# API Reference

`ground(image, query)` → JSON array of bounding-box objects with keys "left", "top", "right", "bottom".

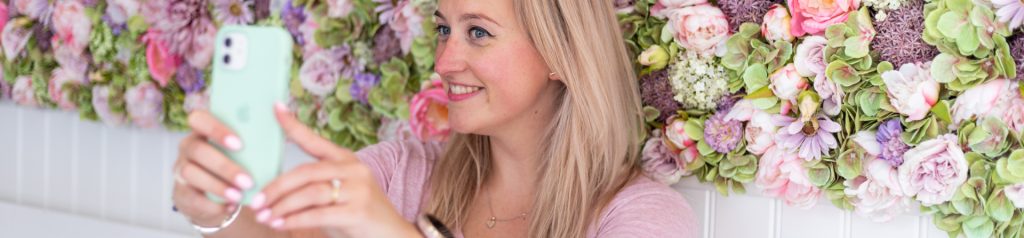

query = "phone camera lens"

[
  {"left": 223, "top": 54, "right": 231, "bottom": 64},
  {"left": 225, "top": 38, "right": 232, "bottom": 47}
]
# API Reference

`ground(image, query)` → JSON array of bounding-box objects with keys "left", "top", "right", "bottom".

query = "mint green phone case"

[{"left": 209, "top": 26, "right": 293, "bottom": 204}]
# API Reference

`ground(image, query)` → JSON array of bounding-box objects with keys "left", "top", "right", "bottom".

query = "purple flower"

[
  {"left": 373, "top": 0, "right": 424, "bottom": 54},
  {"left": 125, "top": 82, "right": 165, "bottom": 128},
  {"left": 704, "top": 112, "right": 744, "bottom": 153},
  {"left": 92, "top": 85, "right": 126, "bottom": 126},
  {"left": 871, "top": 0, "right": 938, "bottom": 67},
  {"left": 350, "top": 72, "right": 379, "bottom": 105},
  {"left": 639, "top": 69, "right": 681, "bottom": 123},
  {"left": 175, "top": 63, "right": 205, "bottom": 94},
  {"left": 875, "top": 119, "right": 908, "bottom": 166},
  {"left": 372, "top": 24, "right": 402, "bottom": 65},
  {"left": 774, "top": 113, "right": 841, "bottom": 161},
  {"left": 213, "top": 0, "right": 254, "bottom": 25},
  {"left": 1010, "top": 34, "right": 1023, "bottom": 81},
  {"left": 144, "top": 0, "right": 217, "bottom": 68},
  {"left": 281, "top": 0, "right": 306, "bottom": 45},
  {"left": 718, "top": 0, "right": 778, "bottom": 32}
]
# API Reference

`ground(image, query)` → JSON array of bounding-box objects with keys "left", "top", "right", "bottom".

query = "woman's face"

[{"left": 434, "top": 0, "right": 561, "bottom": 136}]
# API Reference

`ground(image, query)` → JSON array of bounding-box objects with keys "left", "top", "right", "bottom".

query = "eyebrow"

[{"left": 433, "top": 11, "right": 502, "bottom": 27}]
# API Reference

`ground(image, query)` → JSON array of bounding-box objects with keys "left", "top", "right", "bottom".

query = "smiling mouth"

[{"left": 446, "top": 84, "right": 484, "bottom": 102}]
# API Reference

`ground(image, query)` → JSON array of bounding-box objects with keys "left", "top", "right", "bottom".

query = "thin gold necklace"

[{"left": 485, "top": 187, "right": 528, "bottom": 229}]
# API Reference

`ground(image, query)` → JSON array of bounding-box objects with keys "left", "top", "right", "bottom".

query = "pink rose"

[
  {"left": 650, "top": 0, "right": 708, "bottom": 18},
  {"left": 757, "top": 146, "right": 822, "bottom": 209},
  {"left": 882, "top": 62, "right": 939, "bottom": 122},
  {"left": 12, "top": 75, "right": 37, "bottom": 107},
  {"left": 142, "top": 31, "right": 181, "bottom": 88},
  {"left": 745, "top": 110, "right": 779, "bottom": 155},
  {"left": 51, "top": 0, "right": 92, "bottom": 56},
  {"left": 898, "top": 134, "right": 968, "bottom": 206},
  {"left": 0, "top": 2, "right": 9, "bottom": 33},
  {"left": 2, "top": 22, "right": 31, "bottom": 61},
  {"left": 814, "top": 70, "right": 844, "bottom": 116},
  {"left": 48, "top": 67, "right": 85, "bottom": 110},
  {"left": 794, "top": 36, "right": 828, "bottom": 78},
  {"left": 667, "top": 4, "right": 730, "bottom": 57},
  {"left": 787, "top": 0, "right": 860, "bottom": 36},
  {"left": 409, "top": 79, "right": 450, "bottom": 142},
  {"left": 761, "top": 4, "right": 795, "bottom": 42},
  {"left": 641, "top": 130, "right": 688, "bottom": 185},
  {"left": 327, "top": 0, "right": 354, "bottom": 18},
  {"left": 843, "top": 133, "right": 911, "bottom": 222},
  {"left": 663, "top": 117, "right": 700, "bottom": 165},
  {"left": 54, "top": 43, "right": 89, "bottom": 75},
  {"left": 769, "top": 64, "right": 809, "bottom": 101},
  {"left": 953, "top": 79, "right": 1024, "bottom": 133},
  {"left": 92, "top": 85, "right": 126, "bottom": 126},
  {"left": 106, "top": 0, "right": 140, "bottom": 26},
  {"left": 1005, "top": 183, "right": 1024, "bottom": 209},
  {"left": 124, "top": 82, "right": 165, "bottom": 128},
  {"left": 299, "top": 49, "right": 343, "bottom": 97}
]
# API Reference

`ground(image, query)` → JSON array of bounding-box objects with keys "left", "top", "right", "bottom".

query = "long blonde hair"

[{"left": 426, "top": 0, "right": 645, "bottom": 237}]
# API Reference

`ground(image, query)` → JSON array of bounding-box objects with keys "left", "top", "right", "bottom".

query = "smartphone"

[{"left": 208, "top": 26, "right": 293, "bottom": 204}]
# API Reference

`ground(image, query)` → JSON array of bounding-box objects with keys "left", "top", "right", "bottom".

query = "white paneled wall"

[{"left": 0, "top": 102, "right": 949, "bottom": 237}]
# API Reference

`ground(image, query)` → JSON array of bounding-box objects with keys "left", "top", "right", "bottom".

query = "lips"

[{"left": 446, "top": 82, "right": 484, "bottom": 102}]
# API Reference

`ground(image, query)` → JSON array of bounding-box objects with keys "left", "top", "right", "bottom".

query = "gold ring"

[{"left": 330, "top": 178, "right": 342, "bottom": 203}]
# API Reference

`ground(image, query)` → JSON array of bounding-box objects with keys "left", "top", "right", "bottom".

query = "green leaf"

[
  {"left": 930, "top": 53, "right": 959, "bottom": 83},
  {"left": 962, "top": 216, "right": 994, "bottom": 238},
  {"left": 930, "top": 100, "right": 952, "bottom": 124},
  {"left": 843, "top": 36, "right": 871, "bottom": 58},
  {"left": 742, "top": 63, "right": 769, "bottom": 91},
  {"left": 937, "top": 12, "right": 967, "bottom": 39},
  {"left": 826, "top": 61, "right": 861, "bottom": 87},
  {"left": 985, "top": 190, "right": 1014, "bottom": 222},
  {"left": 684, "top": 118, "right": 705, "bottom": 141}
]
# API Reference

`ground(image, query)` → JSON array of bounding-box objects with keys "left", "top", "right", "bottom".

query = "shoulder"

[
  {"left": 355, "top": 139, "right": 446, "bottom": 163},
  {"left": 592, "top": 175, "right": 699, "bottom": 238}
]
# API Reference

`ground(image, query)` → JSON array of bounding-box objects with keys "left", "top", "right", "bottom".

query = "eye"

[
  {"left": 436, "top": 25, "right": 451, "bottom": 37},
  {"left": 469, "top": 26, "right": 492, "bottom": 39}
]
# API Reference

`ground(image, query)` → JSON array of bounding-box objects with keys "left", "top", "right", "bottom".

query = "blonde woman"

[{"left": 173, "top": 0, "right": 697, "bottom": 237}]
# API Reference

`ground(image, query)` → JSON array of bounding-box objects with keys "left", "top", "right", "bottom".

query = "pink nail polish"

[
  {"left": 235, "top": 174, "right": 253, "bottom": 190},
  {"left": 274, "top": 102, "right": 288, "bottom": 112},
  {"left": 224, "top": 135, "right": 243, "bottom": 151},
  {"left": 225, "top": 188, "right": 242, "bottom": 202},
  {"left": 249, "top": 193, "right": 266, "bottom": 210},
  {"left": 270, "top": 218, "right": 284, "bottom": 228},
  {"left": 256, "top": 209, "right": 272, "bottom": 223}
]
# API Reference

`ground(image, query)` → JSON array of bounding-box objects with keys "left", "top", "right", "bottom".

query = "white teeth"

[{"left": 449, "top": 85, "right": 482, "bottom": 95}]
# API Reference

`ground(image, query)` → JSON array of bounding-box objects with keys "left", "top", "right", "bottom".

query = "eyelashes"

[{"left": 435, "top": 25, "right": 494, "bottom": 42}]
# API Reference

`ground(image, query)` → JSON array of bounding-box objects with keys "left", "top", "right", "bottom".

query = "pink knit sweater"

[{"left": 355, "top": 139, "right": 698, "bottom": 237}]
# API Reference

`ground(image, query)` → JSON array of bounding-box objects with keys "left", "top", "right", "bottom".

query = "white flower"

[
  {"left": 898, "top": 134, "right": 968, "bottom": 206},
  {"left": 794, "top": 36, "right": 828, "bottom": 78},
  {"left": 668, "top": 53, "right": 729, "bottom": 110},
  {"left": 992, "top": 0, "right": 1024, "bottom": 30},
  {"left": 845, "top": 157, "right": 912, "bottom": 222},
  {"left": 769, "top": 64, "right": 808, "bottom": 101},
  {"left": 882, "top": 62, "right": 939, "bottom": 122}
]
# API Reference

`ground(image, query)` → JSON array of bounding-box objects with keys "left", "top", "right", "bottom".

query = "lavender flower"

[
  {"left": 876, "top": 119, "right": 909, "bottom": 166},
  {"left": 774, "top": 114, "right": 841, "bottom": 161},
  {"left": 871, "top": 0, "right": 938, "bottom": 67},
  {"left": 281, "top": 0, "right": 307, "bottom": 45},
  {"left": 373, "top": 0, "right": 424, "bottom": 54},
  {"left": 718, "top": 0, "right": 778, "bottom": 32},
  {"left": 704, "top": 112, "right": 744, "bottom": 153},
  {"left": 639, "top": 69, "right": 681, "bottom": 123},
  {"left": 32, "top": 23, "right": 52, "bottom": 52},
  {"left": 350, "top": 72, "right": 380, "bottom": 105},
  {"left": 175, "top": 64, "right": 205, "bottom": 94},
  {"left": 1010, "top": 34, "right": 1023, "bottom": 81},
  {"left": 372, "top": 25, "right": 402, "bottom": 65},
  {"left": 213, "top": 0, "right": 255, "bottom": 25}
]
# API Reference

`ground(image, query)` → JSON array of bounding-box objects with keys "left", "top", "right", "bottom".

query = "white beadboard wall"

[{"left": 0, "top": 102, "right": 950, "bottom": 238}]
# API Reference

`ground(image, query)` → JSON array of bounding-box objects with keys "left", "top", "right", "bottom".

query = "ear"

[{"left": 548, "top": 72, "right": 561, "bottom": 81}]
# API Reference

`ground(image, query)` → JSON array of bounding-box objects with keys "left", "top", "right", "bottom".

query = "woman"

[{"left": 173, "top": 0, "right": 697, "bottom": 237}]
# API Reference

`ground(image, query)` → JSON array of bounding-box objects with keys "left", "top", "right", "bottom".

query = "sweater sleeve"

[
  {"left": 592, "top": 176, "right": 699, "bottom": 238},
  {"left": 354, "top": 139, "right": 445, "bottom": 221}
]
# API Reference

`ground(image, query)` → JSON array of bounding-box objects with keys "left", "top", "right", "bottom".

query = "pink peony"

[
  {"left": 54, "top": 44, "right": 89, "bottom": 75},
  {"left": 952, "top": 79, "right": 1024, "bottom": 133},
  {"left": 882, "top": 62, "right": 939, "bottom": 122},
  {"left": 142, "top": 31, "right": 181, "bottom": 88},
  {"left": 409, "top": 79, "right": 450, "bottom": 142},
  {"left": 12, "top": 75, "right": 37, "bottom": 107},
  {"left": 757, "top": 146, "right": 822, "bottom": 209},
  {"left": 1005, "top": 183, "right": 1024, "bottom": 209},
  {"left": 124, "top": 82, "right": 165, "bottom": 128},
  {"left": 51, "top": 0, "right": 92, "bottom": 57},
  {"left": 814, "top": 71, "right": 844, "bottom": 116},
  {"left": 92, "top": 86, "right": 126, "bottom": 126},
  {"left": 48, "top": 67, "right": 85, "bottom": 110},
  {"left": 761, "top": 4, "right": 794, "bottom": 42},
  {"left": 663, "top": 116, "right": 701, "bottom": 165},
  {"left": 843, "top": 132, "right": 912, "bottom": 222},
  {"left": 298, "top": 48, "right": 343, "bottom": 97},
  {"left": 2, "top": 23, "right": 31, "bottom": 61},
  {"left": 745, "top": 110, "right": 779, "bottom": 155},
  {"left": 787, "top": 0, "right": 860, "bottom": 36},
  {"left": 794, "top": 36, "right": 828, "bottom": 78},
  {"left": 769, "top": 64, "right": 808, "bottom": 101},
  {"left": 651, "top": 0, "right": 709, "bottom": 18},
  {"left": 666, "top": 4, "right": 730, "bottom": 57},
  {"left": 898, "top": 134, "right": 967, "bottom": 206},
  {"left": 641, "top": 130, "right": 688, "bottom": 185}
]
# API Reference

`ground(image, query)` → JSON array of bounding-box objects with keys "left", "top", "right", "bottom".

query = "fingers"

[
  {"left": 250, "top": 161, "right": 361, "bottom": 210},
  {"left": 255, "top": 182, "right": 350, "bottom": 225},
  {"left": 272, "top": 103, "right": 352, "bottom": 160},
  {"left": 188, "top": 110, "right": 243, "bottom": 151},
  {"left": 275, "top": 206, "right": 357, "bottom": 230},
  {"left": 179, "top": 134, "right": 254, "bottom": 190},
  {"left": 180, "top": 162, "right": 243, "bottom": 203},
  {"left": 172, "top": 177, "right": 233, "bottom": 225}
]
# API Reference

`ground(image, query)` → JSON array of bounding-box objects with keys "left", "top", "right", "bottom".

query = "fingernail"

[
  {"left": 256, "top": 209, "right": 271, "bottom": 223},
  {"left": 270, "top": 218, "right": 284, "bottom": 228},
  {"left": 274, "top": 102, "right": 288, "bottom": 113},
  {"left": 224, "top": 135, "right": 243, "bottom": 151},
  {"left": 225, "top": 188, "right": 242, "bottom": 202},
  {"left": 235, "top": 174, "right": 253, "bottom": 190},
  {"left": 249, "top": 193, "right": 265, "bottom": 210}
]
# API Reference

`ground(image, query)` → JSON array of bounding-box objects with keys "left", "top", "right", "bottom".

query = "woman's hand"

[
  {"left": 246, "top": 103, "right": 422, "bottom": 238},
  {"left": 173, "top": 111, "right": 254, "bottom": 227}
]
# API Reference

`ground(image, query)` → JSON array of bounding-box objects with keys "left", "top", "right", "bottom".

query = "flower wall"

[{"left": 1, "top": 0, "right": 1023, "bottom": 237}]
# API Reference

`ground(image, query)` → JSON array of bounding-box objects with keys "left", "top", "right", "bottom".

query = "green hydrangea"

[{"left": 923, "top": 0, "right": 1017, "bottom": 91}]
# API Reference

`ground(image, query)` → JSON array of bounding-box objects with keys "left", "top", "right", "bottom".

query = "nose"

[{"left": 434, "top": 38, "right": 468, "bottom": 77}]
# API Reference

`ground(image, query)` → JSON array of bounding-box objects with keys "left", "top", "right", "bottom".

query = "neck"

[{"left": 486, "top": 128, "right": 543, "bottom": 193}]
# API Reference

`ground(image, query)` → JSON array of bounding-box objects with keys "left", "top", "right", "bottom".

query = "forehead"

[{"left": 436, "top": 0, "right": 517, "bottom": 23}]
